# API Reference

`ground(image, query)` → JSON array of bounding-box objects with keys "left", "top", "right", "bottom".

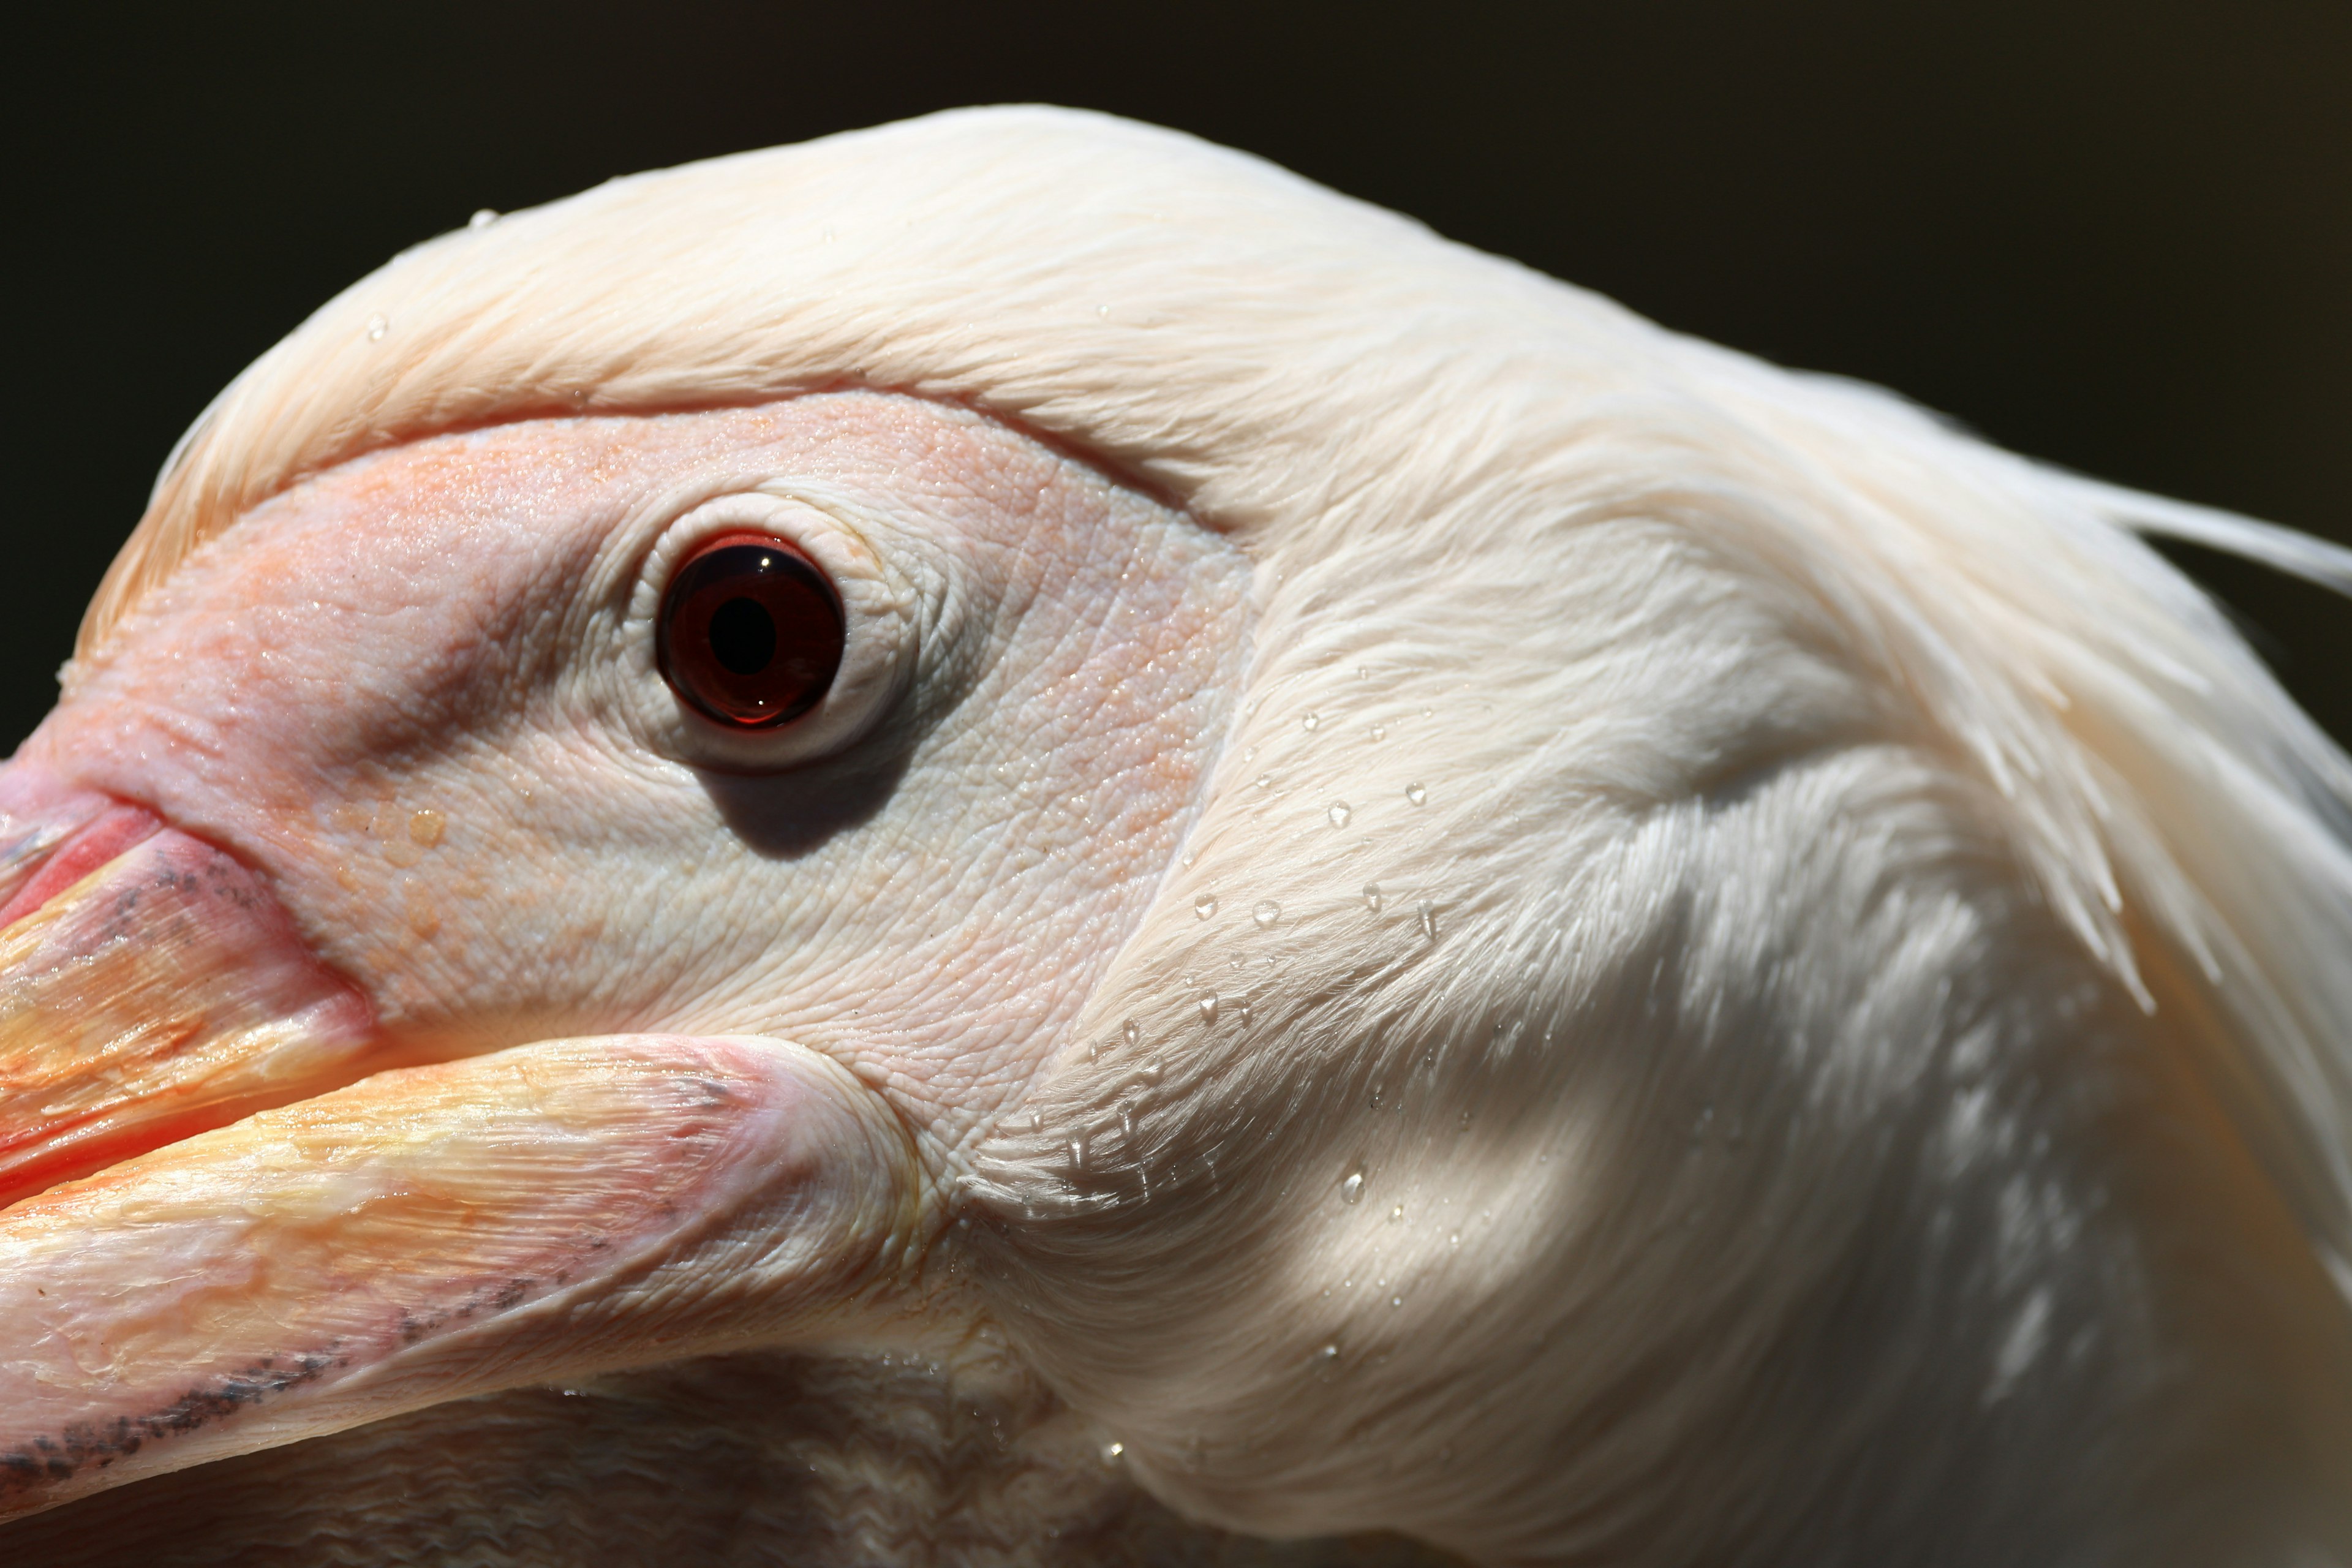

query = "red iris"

[{"left": 656, "top": 532, "right": 844, "bottom": 729}]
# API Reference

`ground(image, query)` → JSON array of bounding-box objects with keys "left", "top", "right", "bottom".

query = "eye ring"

[
  {"left": 656, "top": 532, "right": 845, "bottom": 729},
  {"left": 612, "top": 488, "right": 922, "bottom": 776}
]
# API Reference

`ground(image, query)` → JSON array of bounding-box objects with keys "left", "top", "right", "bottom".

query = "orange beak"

[
  {"left": 0, "top": 781, "right": 386, "bottom": 1210},
  {"left": 0, "top": 774, "right": 916, "bottom": 1520}
]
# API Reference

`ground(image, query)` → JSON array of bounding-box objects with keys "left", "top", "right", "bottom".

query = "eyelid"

[{"left": 618, "top": 487, "right": 921, "bottom": 774}]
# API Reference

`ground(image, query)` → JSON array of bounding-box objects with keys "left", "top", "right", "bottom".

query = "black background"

[{"left": 8, "top": 1, "right": 2346, "bottom": 752}]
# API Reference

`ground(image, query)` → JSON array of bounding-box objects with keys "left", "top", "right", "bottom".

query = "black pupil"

[
  {"left": 656, "top": 533, "right": 845, "bottom": 731},
  {"left": 708, "top": 596, "right": 777, "bottom": 675}
]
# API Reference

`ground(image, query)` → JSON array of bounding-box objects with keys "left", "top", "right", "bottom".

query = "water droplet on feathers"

[
  {"left": 1253, "top": 900, "right": 1280, "bottom": 929},
  {"left": 1362, "top": 883, "right": 1383, "bottom": 913},
  {"left": 1327, "top": 802, "right": 1351, "bottom": 828},
  {"left": 1341, "top": 1169, "right": 1365, "bottom": 1204},
  {"left": 1194, "top": 894, "right": 1218, "bottom": 919},
  {"left": 365, "top": 313, "right": 388, "bottom": 341},
  {"left": 1404, "top": 782, "right": 1427, "bottom": 807},
  {"left": 1197, "top": 993, "right": 1219, "bottom": 1025}
]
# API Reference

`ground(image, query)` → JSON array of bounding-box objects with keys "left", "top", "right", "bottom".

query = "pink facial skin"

[
  {"left": 0, "top": 392, "right": 1251, "bottom": 1515},
  {"left": 22, "top": 393, "right": 1252, "bottom": 1158}
]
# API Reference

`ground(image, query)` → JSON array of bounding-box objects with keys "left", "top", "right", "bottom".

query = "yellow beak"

[{"left": 0, "top": 791, "right": 385, "bottom": 1210}]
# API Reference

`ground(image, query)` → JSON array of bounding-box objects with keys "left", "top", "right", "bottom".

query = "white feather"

[{"left": 86, "top": 107, "right": 2352, "bottom": 1565}]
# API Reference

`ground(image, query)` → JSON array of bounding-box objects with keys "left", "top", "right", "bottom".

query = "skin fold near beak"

[{"left": 0, "top": 774, "right": 921, "bottom": 1521}]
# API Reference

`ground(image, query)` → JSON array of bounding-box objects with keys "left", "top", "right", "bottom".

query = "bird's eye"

[{"left": 656, "top": 532, "right": 845, "bottom": 728}]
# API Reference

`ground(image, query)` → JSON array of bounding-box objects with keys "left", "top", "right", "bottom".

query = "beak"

[
  {"left": 0, "top": 780, "right": 384, "bottom": 1210},
  {"left": 0, "top": 773, "right": 918, "bottom": 1520}
]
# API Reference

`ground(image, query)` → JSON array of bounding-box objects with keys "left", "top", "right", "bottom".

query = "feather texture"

[{"left": 77, "top": 107, "right": 2352, "bottom": 1564}]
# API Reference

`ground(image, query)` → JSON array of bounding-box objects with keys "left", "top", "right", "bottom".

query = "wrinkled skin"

[
  {"left": 0, "top": 391, "right": 1441, "bottom": 1560},
  {"left": 32, "top": 393, "right": 1245, "bottom": 1134}
]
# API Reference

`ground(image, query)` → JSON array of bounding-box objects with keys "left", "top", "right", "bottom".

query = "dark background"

[{"left": 9, "top": 1, "right": 2347, "bottom": 751}]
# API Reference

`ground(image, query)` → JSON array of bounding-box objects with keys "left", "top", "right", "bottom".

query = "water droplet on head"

[
  {"left": 1180, "top": 851, "right": 1196, "bottom": 869},
  {"left": 1102, "top": 1439, "right": 1125, "bottom": 1462},
  {"left": 1194, "top": 893, "right": 1219, "bottom": 919},
  {"left": 364, "top": 313, "right": 388, "bottom": 341},
  {"left": 1391, "top": 1295, "right": 1404, "bottom": 1308},
  {"left": 1254, "top": 773, "right": 1274, "bottom": 790},
  {"left": 1236, "top": 998, "right": 1253, "bottom": 1025},
  {"left": 468, "top": 208, "right": 499, "bottom": 228},
  {"left": 1362, "top": 883, "right": 1384, "bottom": 914},
  {"left": 1405, "top": 782, "right": 1427, "bottom": 807},
  {"left": 1369, "top": 724, "right": 1387, "bottom": 742},
  {"left": 1421, "top": 706, "right": 1434, "bottom": 718},
  {"left": 1139, "top": 1055, "right": 1164, "bottom": 1085},
  {"left": 1327, "top": 802, "right": 1352, "bottom": 829},
  {"left": 1368, "top": 1083, "right": 1384, "bottom": 1110},
  {"left": 1253, "top": 899, "right": 1281, "bottom": 929},
  {"left": 1417, "top": 901, "right": 1439, "bottom": 941},
  {"left": 1318, "top": 1341, "right": 1341, "bottom": 1363},
  {"left": 1123, "top": 1019, "right": 1140, "bottom": 1049},
  {"left": 1389, "top": 1203, "right": 1404, "bottom": 1223},
  {"left": 1340, "top": 1169, "right": 1366, "bottom": 1204},
  {"left": 1197, "top": 992, "right": 1219, "bottom": 1025},
  {"left": 1449, "top": 1231, "right": 1461, "bottom": 1246},
  {"left": 1302, "top": 712, "right": 1321, "bottom": 732}
]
